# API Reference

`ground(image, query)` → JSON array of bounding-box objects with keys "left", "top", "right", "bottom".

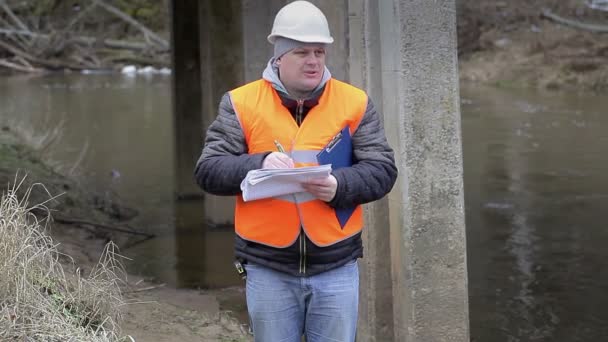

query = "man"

[{"left": 195, "top": 1, "right": 397, "bottom": 341}]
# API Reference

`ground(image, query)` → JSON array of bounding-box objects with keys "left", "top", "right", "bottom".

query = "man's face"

[{"left": 277, "top": 44, "right": 326, "bottom": 97}]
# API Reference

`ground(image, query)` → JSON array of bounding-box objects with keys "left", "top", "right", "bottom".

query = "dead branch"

[
  {"left": 0, "top": 58, "right": 41, "bottom": 72},
  {"left": 53, "top": 215, "right": 155, "bottom": 238},
  {"left": 0, "top": 37, "right": 42, "bottom": 62},
  {"left": 541, "top": 8, "right": 608, "bottom": 33},
  {"left": 14, "top": 55, "right": 33, "bottom": 68},
  {"left": 69, "top": 36, "right": 156, "bottom": 52},
  {"left": 101, "top": 51, "right": 170, "bottom": 68},
  {"left": 0, "top": 28, "right": 162, "bottom": 51},
  {"left": 0, "top": 10, "right": 28, "bottom": 48},
  {"left": 67, "top": 42, "right": 103, "bottom": 68},
  {"left": 0, "top": 38, "right": 96, "bottom": 70},
  {"left": 124, "top": 283, "right": 166, "bottom": 293},
  {"left": 93, "top": 0, "right": 169, "bottom": 50},
  {"left": 0, "top": 0, "right": 30, "bottom": 33}
]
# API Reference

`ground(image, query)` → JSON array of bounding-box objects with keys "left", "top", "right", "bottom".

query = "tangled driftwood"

[{"left": 0, "top": 0, "right": 170, "bottom": 72}]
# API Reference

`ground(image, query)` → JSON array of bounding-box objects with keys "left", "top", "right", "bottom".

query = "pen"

[{"left": 274, "top": 140, "right": 286, "bottom": 153}]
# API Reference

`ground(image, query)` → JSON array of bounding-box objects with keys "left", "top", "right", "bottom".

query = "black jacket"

[{"left": 194, "top": 81, "right": 397, "bottom": 276}]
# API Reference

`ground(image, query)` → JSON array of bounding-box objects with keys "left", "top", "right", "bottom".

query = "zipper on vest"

[
  {"left": 295, "top": 99, "right": 305, "bottom": 273},
  {"left": 296, "top": 99, "right": 304, "bottom": 126},
  {"left": 303, "top": 230, "right": 307, "bottom": 274},
  {"left": 299, "top": 230, "right": 306, "bottom": 274}
]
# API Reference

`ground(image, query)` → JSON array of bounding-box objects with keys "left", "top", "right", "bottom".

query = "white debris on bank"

[
  {"left": 78, "top": 66, "right": 171, "bottom": 76},
  {"left": 120, "top": 65, "right": 172, "bottom": 76}
]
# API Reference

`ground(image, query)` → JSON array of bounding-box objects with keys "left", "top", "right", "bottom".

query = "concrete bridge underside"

[{"left": 170, "top": 1, "right": 469, "bottom": 341}]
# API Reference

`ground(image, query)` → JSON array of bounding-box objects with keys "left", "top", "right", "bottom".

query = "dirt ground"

[{"left": 119, "top": 282, "right": 249, "bottom": 342}]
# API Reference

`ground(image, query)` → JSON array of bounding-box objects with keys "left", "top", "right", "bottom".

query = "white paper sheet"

[{"left": 240, "top": 165, "right": 332, "bottom": 202}]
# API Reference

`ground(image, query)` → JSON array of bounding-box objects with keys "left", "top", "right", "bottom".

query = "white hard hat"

[{"left": 267, "top": 1, "right": 334, "bottom": 44}]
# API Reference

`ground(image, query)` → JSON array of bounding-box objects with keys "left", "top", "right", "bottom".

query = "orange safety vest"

[{"left": 230, "top": 78, "right": 367, "bottom": 247}]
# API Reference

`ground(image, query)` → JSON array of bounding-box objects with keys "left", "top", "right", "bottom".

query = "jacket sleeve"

[
  {"left": 194, "top": 93, "right": 269, "bottom": 196},
  {"left": 328, "top": 97, "right": 398, "bottom": 208}
]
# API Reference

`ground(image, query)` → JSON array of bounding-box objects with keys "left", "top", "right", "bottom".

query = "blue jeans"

[{"left": 244, "top": 260, "right": 359, "bottom": 342}]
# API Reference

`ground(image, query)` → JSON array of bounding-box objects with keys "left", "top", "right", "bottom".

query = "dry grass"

[{"left": 0, "top": 179, "right": 130, "bottom": 341}]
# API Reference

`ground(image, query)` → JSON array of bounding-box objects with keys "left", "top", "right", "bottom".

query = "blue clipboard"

[{"left": 316, "top": 126, "right": 355, "bottom": 228}]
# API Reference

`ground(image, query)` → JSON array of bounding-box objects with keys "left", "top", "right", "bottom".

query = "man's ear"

[{"left": 276, "top": 57, "right": 281, "bottom": 66}]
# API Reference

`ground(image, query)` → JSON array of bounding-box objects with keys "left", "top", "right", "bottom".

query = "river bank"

[
  {"left": 0, "top": 130, "right": 249, "bottom": 341},
  {"left": 458, "top": 0, "right": 608, "bottom": 91},
  {"left": 459, "top": 19, "right": 608, "bottom": 92}
]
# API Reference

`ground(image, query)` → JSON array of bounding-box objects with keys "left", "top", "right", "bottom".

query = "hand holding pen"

[{"left": 262, "top": 140, "right": 295, "bottom": 169}]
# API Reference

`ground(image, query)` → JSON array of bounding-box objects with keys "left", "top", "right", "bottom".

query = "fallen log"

[
  {"left": 541, "top": 8, "right": 608, "bottom": 33},
  {"left": 0, "top": 58, "right": 42, "bottom": 72},
  {"left": 0, "top": 11, "right": 28, "bottom": 48},
  {"left": 0, "top": 0, "right": 30, "bottom": 34},
  {"left": 0, "top": 38, "right": 92, "bottom": 70}
]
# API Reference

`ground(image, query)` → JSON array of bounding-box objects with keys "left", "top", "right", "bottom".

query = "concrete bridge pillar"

[
  {"left": 198, "top": 0, "right": 245, "bottom": 226},
  {"left": 241, "top": 0, "right": 285, "bottom": 82},
  {"left": 347, "top": 0, "right": 394, "bottom": 340},
  {"left": 386, "top": 0, "right": 469, "bottom": 340},
  {"left": 171, "top": 0, "right": 203, "bottom": 199},
  {"left": 348, "top": 0, "right": 469, "bottom": 341}
]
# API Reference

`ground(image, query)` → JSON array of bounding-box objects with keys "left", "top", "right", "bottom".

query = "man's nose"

[{"left": 305, "top": 54, "right": 319, "bottom": 64}]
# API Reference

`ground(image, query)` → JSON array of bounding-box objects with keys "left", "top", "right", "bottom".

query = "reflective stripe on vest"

[{"left": 230, "top": 78, "right": 367, "bottom": 247}]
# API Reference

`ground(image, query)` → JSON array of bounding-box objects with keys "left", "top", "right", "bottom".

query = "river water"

[{"left": 1, "top": 73, "right": 607, "bottom": 341}]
